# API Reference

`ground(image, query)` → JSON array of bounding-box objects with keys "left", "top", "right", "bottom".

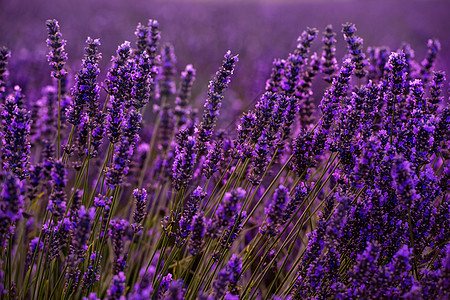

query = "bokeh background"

[{"left": 1, "top": 0, "right": 449, "bottom": 127}]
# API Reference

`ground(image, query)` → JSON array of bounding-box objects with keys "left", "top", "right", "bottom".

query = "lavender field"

[{"left": 0, "top": 0, "right": 449, "bottom": 299}]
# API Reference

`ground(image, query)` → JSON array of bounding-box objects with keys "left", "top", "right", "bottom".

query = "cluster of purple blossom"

[{"left": 0, "top": 18, "right": 448, "bottom": 300}]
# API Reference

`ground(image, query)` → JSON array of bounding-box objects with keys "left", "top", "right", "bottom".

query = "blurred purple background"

[{"left": 1, "top": 0, "right": 449, "bottom": 122}]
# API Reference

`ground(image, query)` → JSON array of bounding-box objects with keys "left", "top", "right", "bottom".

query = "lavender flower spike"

[
  {"left": 172, "top": 130, "right": 197, "bottom": 191},
  {"left": 0, "top": 46, "right": 11, "bottom": 100},
  {"left": 175, "top": 64, "right": 196, "bottom": 127},
  {"left": 342, "top": 22, "right": 366, "bottom": 79},
  {"left": 260, "top": 184, "right": 289, "bottom": 237},
  {"left": 1, "top": 93, "right": 31, "bottom": 179},
  {"left": 68, "top": 37, "right": 101, "bottom": 125},
  {"left": 47, "top": 160, "right": 68, "bottom": 219},
  {"left": 132, "top": 188, "right": 148, "bottom": 233},
  {"left": 188, "top": 212, "right": 205, "bottom": 256},
  {"left": 320, "top": 25, "right": 338, "bottom": 83},
  {"left": 107, "top": 272, "right": 126, "bottom": 300},
  {"left": 0, "top": 173, "right": 23, "bottom": 247},
  {"left": 196, "top": 50, "right": 238, "bottom": 154},
  {"left": 46, "top": 19, "right": 67, "bottom": 79}
]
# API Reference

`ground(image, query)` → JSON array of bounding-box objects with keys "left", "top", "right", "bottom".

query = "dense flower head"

[
  {"left": 1, "top": 95, "right": 31, "bottom": 179},
  {"left": 68, "top": 37, "right": 101, "bottom": 125},
  {"left": 429, "top": 70, "right": 446, "bottom": 112},
  {"left": 188, "top": 212, "right": 205, "bottom": 256},
  {"left": 319, "top": 58, "right": 354, "bottom": 130},
  {"left": 46, "top": 19, "right": 67, "bottom": 78},
  {"left": 131, "top": 50, "right": 154, "bottom": 109},
  {"left": 109, "top": 218, "right": 129, "bottom": 274},
  {"left": 391, "top": 154, "right": 420, "bottom": 209},
  {"left": 208, "top": 188, "right": 245, "bottom": 238},
  {"left": 69, "top": 206, "right": 96, "bottom": 268},
  {"left": 106, "top": 41, "right": 134, "bottom": 105},
  {"left": 174, "top": 64, "right": 196, "bottom": 126},
  {"left": 196, "top": 50, "right": 238, "bottom": 154},
  {"left": 106, "top": 136, "right": 134, "bottom": 187},
  {"left": 342, "top": 22, "right": 366, "bottom": 78},
  {"left": 0, "top": 172, "right": 23, "bottom": 244},
  {"left": 147, "top": 19, "right": 161, "bottom": 60},
  {"left": 172, "top": 130, "right": 196, "bottom": 190},
  {"left": 387, "top": 51, "right": 408, "bottom": 97},
  {"left": 0, "top": 46, "right": 10, "bottom": 99},
  {"left": 47, "top": 160, "right": 67, "bottom": 218},
  {"left": 132, "top": 188, "right": 148, "bottom": 232},
  {"left": 260, "top": 184, "right": 289, "bottom": 237},
  {"left": 202, "top": 139, "right": 224, "bottom": 178},
  {"left": 321, "top": 25, "right": 338, "bottom": 83},
  {"left": 107, "top": 272, "right": 126, "bottom": 300},
  {"left": 159, "top": 43, "right": 177, "bottom": 98},
  {"left": 178, "top": 186, "right": 205, "bottom": 241},
  {"left": 134, "top": 22, "right": 149, "bottom": 56},
  {"left": 420, "top": 39, "right": 441, "bottom": 83},
  {"left": 265, "top": 59, "right": 286, "bottom": 93}
]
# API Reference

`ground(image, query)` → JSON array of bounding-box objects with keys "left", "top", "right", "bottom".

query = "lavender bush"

[{"left": 0, "top": 17, "right": 448, "bottom": 300}]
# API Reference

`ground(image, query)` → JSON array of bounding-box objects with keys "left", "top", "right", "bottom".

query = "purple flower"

[
  {"left": 106, "top": 41, "right": 134, "bottom": 106},
  {"left": 429, "top": 71, "right": 445, "bottom": 113},
  {"left": 342, "top": 22, "right": 367, "bottom": 78},
  {"left": 106, "top": 95, "right": 124, "bottom": 144},
  {"left": 212, "top": 268, "right": 231, "bottom": 299},
  {"left": 172, "top": 130, "right": 196, "bottom": 191},
  {"left": 47, "top": 160, "right": 67, "bottom": 219},
  {"left": 49, "top": 218, "right": 72, "bottom": 261},
  {"left": 0, "top": 172, "right": 23, "bottom": 246},
  {"left": 68, "top": 37, "right": 101, "bottom": 125},
  {"left": 46, "top": 19, "right": 67, "bottom": 79},
  {"left": 147, "top": 19, "right": 161, "bottom": 60},
  {"left": 132, "top": 188, "right": 148, "bottom": 233},
  {"left": 196, "top": 51, "right": 238, "bottom": 154},
  {"left": 158, "top": 105, "right": 174, "bottom": 152},
  {"left": 1, "top": 94, "right": 31, "bottom": 179},
  {"left": 175, "top": 64, "right": 196, "bottom": 127},
  {"left": 226, "top": 254, "right": 242, "bottom": 295},
  {"left": 156, "top": 273, "right": 173, "bottom": 299},
  {"left": 283, "top": 183, "right": 308, "bottom": 223},
  {"left": 124, "top": 108, "right": 142, "bottom": 146},
  {"left": 386, "top": 51, "right": 407, "bottom": 98},
  {"left": 109, "top": 218, "right": 129, "bottom": 274},
  {"left": 188, "top": 212, "right": 205, "bottom": 256},
  {"left": 158, "top": 43, "right": 177, "bottom": 98},
  {"left": 248, "top": 130, "right": 269, "bottom": 186},
  {"left": 265, "top": 59, "right": 286, "bottom": 93},
  {"left": 260, "top": 184, "right": 289, "bottom": 237},
  {"left": 82, "top": 252, "right": 101, "bottom": 289},
  {"left": 0, "top": 46, "right": 10, "bottom": 100},
  {"left": 420, "top": 39, "right": 440, "bottom": 83},
  {"left": 163, "top": 279, "right": 185, "bottom": 300},
  {"left": 134, "top": 22, "right": 149, "bottom": 57},
  {"left": 202, "top": 139, "right": 224, "bottom": 178},
  {"left": 67, "top": 206, "right": 95, "bottom": 287},
  {"left": 319, "top": 58, "right": 354, "bottom": 131},
  {"left": 208, "top": 188, "right": 245, "bottom": 238},
  {"left": 178, "top": 187, "right": 205, "bottom": 240},
  {"left": 107, "top": 271, "right": 126, "bottom": 300},
  {"left": 320, "top": 25, "right": 338, "bottom": 83},
  {"left": 106, "top": 136, "right": 135, "bottom": 187},
  {"left": 391, "top": 154, "right": 420, "bottom": 209},
  {"left": 131, "top": 50, "right": 153, "bottom": 109},
  {"left": 298, "top": 52, "right": 320, "bottom": 129},
  {"left": 251, "top": 91, "right": 277, "bottom": 144}
]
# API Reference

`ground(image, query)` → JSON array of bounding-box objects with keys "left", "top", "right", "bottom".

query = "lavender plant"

[{"left": 0, "top": 19, "right": 448, "bottom": 300}]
